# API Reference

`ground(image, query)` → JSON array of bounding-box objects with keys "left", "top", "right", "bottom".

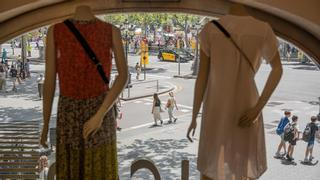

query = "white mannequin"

[
  {"left": 40, "top": 5, "right": 128, "bottom": 147},
  {"left": 187, "top": 4, "right": 283, "bottom": 180}
]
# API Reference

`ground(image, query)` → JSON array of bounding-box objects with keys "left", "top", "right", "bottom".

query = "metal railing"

[{"left": 121, "top": 79, "right": 159, "bottom": 99}]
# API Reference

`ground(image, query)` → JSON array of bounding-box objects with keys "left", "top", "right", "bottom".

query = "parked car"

[{"left": 158, "top": 48, "right": 194, "bottom": 62}]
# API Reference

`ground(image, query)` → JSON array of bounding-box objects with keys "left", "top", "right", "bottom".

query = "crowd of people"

[
  {"left": 275, "top": 111, "right": 320, "bottom": 163},
  {"left": 0, "top": 56, "right": 31, "bottom": 93},
  {"left": 123, "top": 34, "right": 196, "bottom": 55}
]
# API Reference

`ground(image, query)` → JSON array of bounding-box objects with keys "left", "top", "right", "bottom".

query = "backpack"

[
  {"left": 302, "top": 123, "right": 312, "bottom": 142},
  {"left": 276, "top": 117, "right": 288, "bottom": 135},
  {"left": 166, "top": 99, "right": 172, "bottom": 108},
  {"left": 283, "top": 123, "right": 295, "bottom": 142},
  {"left": 10, "top": 68, "right": 17, "bottom": 77}
]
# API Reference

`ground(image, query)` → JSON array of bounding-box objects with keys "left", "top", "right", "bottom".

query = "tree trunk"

[
  {"left": 153, "top": 25, "right": 156, "bottom": 43},
  {"left": 21, "top": 35, "right": 27, "bottom": 79},
  {"left": 21, "top": 35, "right": 27, "bottom": 61},
  {"left": 184, "top": 16, "right": 188, "bottom": 48}
]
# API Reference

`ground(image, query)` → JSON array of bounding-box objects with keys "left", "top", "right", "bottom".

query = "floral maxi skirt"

[{"left": 56, "top": 93, "right": 118, "bottom": 180}]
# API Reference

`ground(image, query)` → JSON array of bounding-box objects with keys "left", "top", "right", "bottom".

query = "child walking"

[
  {"left": 285, "top": 115, "right": 299, "bottom": 161},
  {"left": 303, "top": 116, "right": 319, "bottom": 163},
  {"left": 275, "top": 111, "right": 291, "bottom": 158}
]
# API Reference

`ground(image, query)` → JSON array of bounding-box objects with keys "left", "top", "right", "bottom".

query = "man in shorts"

[
  {"left": 275, "top": 111, "right": 291, "bottom": 158},
  {"left": 304, "top": 116, "right": 319, "bottom": 163},
  {"left": 286, "top": 115, "right": 299, "bottom": 161}
]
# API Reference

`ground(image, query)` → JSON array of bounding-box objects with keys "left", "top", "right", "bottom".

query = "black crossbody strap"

[
  {"left": 211, "top": 20, "right": 255, "bottom": 72},
  {"left": 64, "top": 19, "right": 109, "bottom": 85}
]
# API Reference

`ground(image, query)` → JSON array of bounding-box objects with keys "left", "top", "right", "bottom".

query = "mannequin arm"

[
  {"left": 187, "top": 50, "right": 210, "bottom": 142},
  {"left": 83, "top": 26, "right": 128, "bottom": 139},
  {"left": 40, "top": 26, "right": 56, "bottom": 148},
  {"left": 239, "top": 52, "right": 283, "bottom": 127}
]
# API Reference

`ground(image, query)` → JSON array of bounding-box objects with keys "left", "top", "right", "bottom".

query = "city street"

[{"left": 0, "top": 54, "right": 319, "bottom": 179}]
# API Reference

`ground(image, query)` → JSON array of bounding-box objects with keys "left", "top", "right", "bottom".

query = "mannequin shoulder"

[
  {"left": 46, "top": 25, "right": 55, "bottom": 39},
  {"left": 111, "top": 25, "right": 121, "bottom": 36},
  {"left": 47, "top": 25, "right": 55, "bottom": 33}
]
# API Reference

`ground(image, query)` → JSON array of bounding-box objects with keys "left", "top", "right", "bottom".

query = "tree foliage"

[
  {"left": 101, "top": 13, "right": 202, "bottom": 47},
  {"left": 101, "top": 13, "right": 201, "bottom": 30}
]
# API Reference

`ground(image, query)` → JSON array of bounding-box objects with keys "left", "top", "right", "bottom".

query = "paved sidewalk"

[
  {"left": 0, "top": 61, "right": 319, "bottom": 179},
  {"left": 117, "top": 100, "right": 320, "bottom": 179}
]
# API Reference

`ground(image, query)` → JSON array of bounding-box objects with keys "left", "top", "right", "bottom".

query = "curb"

[
  {"left": 173, "top": 74, "right": 197, "bottom": 79},
  {"left": 120, "top": 86, "right": 175, "bottom": 101}
]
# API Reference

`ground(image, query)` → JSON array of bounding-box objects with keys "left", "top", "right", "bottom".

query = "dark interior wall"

[{"left": 0, "top": 0, "right": 319, "bottom": 64}]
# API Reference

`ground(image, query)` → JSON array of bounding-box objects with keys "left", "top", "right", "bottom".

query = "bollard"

[
  {"left": 128, "top": 85, "right": 130, "bottom": 98},
  {"left": 181, "top": 159, "right": 189, "bottom": 180},
  {"left": 156, "top": 80, "right": 159, "bottom": 92},
  {"left": 47, "top": 162, "right": 56, "bottom": 180}
]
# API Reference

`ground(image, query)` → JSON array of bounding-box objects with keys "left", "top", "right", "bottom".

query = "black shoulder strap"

[
  {"left": 63, "top": 19, "right": 109, "bottom": 85},
  {"left": 211, "top": 20, "right": 255, "bottom": 72}
]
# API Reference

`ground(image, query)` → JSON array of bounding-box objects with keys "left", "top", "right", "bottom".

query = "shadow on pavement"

[
  {"left": 0, "top": 72, "right": 59, "bottom": 101},
  {"left": 0, "top": 106, "right": 42, "bottom": 122},
  {"left": 280, "top": 159, "right": 297, "bottom": 166},
  {"left": 118, "top": 138, "right": 198, "bottom": 179},
  {"left": 292, "top": 66, "right": 319, "bottom": 71}
]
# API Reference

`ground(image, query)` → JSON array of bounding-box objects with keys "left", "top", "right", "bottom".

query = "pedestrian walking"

[
  {"left": 165, "top": 92, "right": 179, "bottom": 123},
  {"left": 36, "top": 155, "right": 49, "bottom": 180},
  {"left": 9, "top": 65, "right": 18, "bottom": 92},
  {"left": 135, "top": 62, "right": 141, "bottom": 80},
  {"left": 116, "top": 107, "right": 123, "bottom": 131},
  {"left": 4, "top": 61, "right": 9, "bottom": 78},
  {"left": 0, "top": 63, "right": 7, "bottom": 92},
  {"left": 1, "top": 48, "right": 7, "bottom": 64},
  {"left": 284, "top": 115, "right": 299, "bottom": 161},
  {"left": 37, "top": 74, "right": 44, "bottom": 98},
  {"left": 275, "top": 111, "right": 291, "bottom": 158},
  {"left": 152, "top": 93, "right": 163, "bottom": 126},
  {"left": 15, "top": 60, "right": 23, "bottom": 84},
  {"left": 302, "top": 116, "right": 319, "bottom": 163},
  {"left": 316, "top": 117, "right": 320, "bottom": 143},
  {"left": 27, "top": 43, "right": 32, "bottom": 57},
  {"left": 11, "top": 40, "right": 16, "bottom": 55}
]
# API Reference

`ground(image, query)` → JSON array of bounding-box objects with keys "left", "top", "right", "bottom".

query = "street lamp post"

[
  {"left": 21, "top": 35, "right": 27, "bottom": 79},
  {"left": 178, "top": 56, "right": 181, "bottom": 76},
  {"left": 123, "top": 19, "right": 131, "bottom": 88},
  {"left": 124, "top": 19, "right": 129, "bottom": 63},
  {"left": 192, "top": 23, "right": 201, "bottom": 76}
]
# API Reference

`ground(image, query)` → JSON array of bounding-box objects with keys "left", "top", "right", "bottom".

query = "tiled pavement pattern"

[
  {"left": 0, "top": 120, "right": 40, "bottom": 179},
  {"left": 117, "top": 100, "right": 320, "bottom": 180}
]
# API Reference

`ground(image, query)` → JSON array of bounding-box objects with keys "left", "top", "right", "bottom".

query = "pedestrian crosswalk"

[{"left": 122, "top": 98, "right": 192, "bottom": 113}]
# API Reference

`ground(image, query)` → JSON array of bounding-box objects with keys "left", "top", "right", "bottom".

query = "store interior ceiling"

[{"left": 0, "top": 0, "right": 319, "bottom": 64}]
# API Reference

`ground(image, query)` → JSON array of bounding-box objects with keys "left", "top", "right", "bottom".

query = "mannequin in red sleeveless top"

[{"left": 40, "top": 5, "right": 128, "bottom": 179}]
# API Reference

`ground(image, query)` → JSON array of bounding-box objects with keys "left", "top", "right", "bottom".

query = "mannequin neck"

[{"left": 72, "top": 5, "right": 96, "bottom": 21}]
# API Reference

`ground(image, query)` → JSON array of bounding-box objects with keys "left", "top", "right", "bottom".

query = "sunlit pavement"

[{"left": 0, "top": 55, "right": 319, "bottom": 179}]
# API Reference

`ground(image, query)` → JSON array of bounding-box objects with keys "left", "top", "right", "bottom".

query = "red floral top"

[{"left": 54, "top": 19, "right": 112, "bottom": 99}]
